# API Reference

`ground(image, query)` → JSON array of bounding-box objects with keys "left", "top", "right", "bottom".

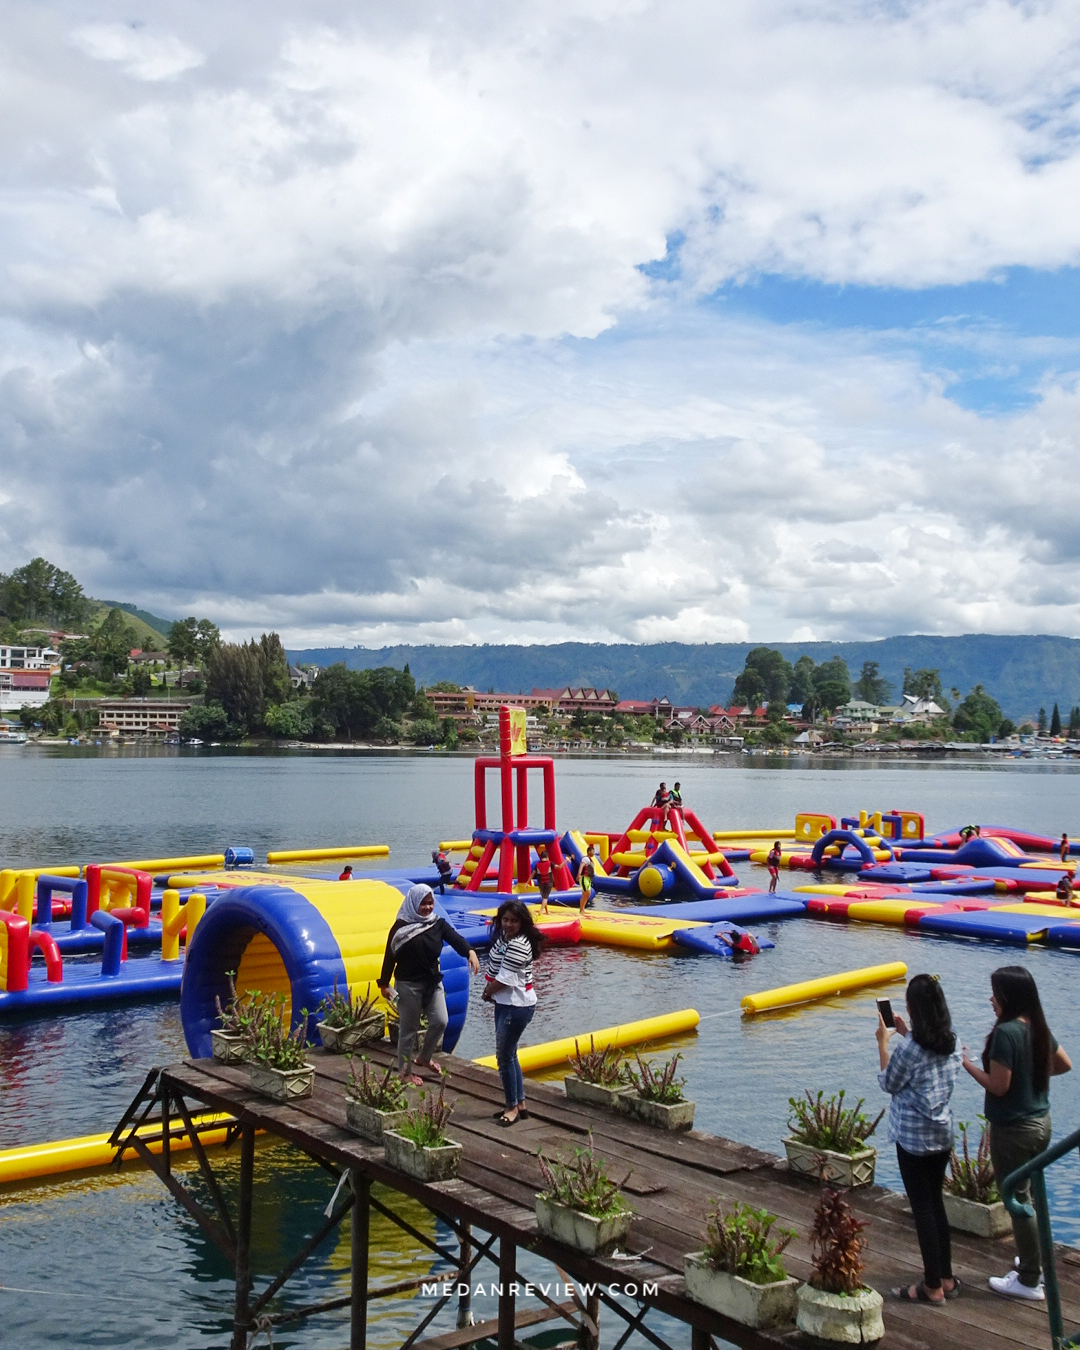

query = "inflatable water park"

[{"left": 3, "top": 706, "right": 1080, "bottom": 1048}]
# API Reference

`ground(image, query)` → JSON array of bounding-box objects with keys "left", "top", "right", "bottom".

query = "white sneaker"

[
  {"left": 1014, "top": 1257, "right": 1045, "bottom": 1285},
  {"left": 989, "top": 1270, "right": 1045, "bottom": 1301}
]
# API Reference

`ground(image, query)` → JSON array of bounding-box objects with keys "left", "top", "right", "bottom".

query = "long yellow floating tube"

[
  {"left": 266, "top": 845, "right": 390, "bottom": 863},
  {"left": 439, "top": 840, "right": 474, "bottom": 853},
  {"left": 741, "top": 962, "right": 908, "bottom": 1016},
  {"left": 710, "top": 829, "right": 796, "bottom": 840},
  {"left": 0, "top": 1113, "right": 234, "bottom": 1185},
  {"left": 102, "top": 855, "right": 225, "bottom": 872},
  {"left": 472, "top": 1008, "right": 700, "bottom": 1073}
]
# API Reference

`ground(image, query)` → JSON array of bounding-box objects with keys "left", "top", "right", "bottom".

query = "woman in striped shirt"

[{"left": 482, "top": 900, "right": 543, "bottom": 1126}]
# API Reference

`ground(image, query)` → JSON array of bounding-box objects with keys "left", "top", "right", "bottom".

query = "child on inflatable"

[
  {"left": 533, "top": 845, "right": 553, "bottom": 915},
  {"left": 1061, "top": 834, "right": 1070, "bottom": 864},
  {"left": 719, "top": 928, "right": 760, "bottom": 956},
  {"left": 670, "top": 782, "right": 683, "bottom": 812},
  {"left": 652, "top": 782, "right": 672, "bottom": 830},
  {"left": 766, "top": 841, "right": 781, "bottom": 894},
  {"left": 338, "top": 865, "right": 353, "bottom": 881},
  {"left": 577, "top": 844, "right": 596, "bottom": 914},
  {"left": 1056, "top": 873, "right": 1074, "bottom": 904},
  {"left": 432, "top": 848, "right": 454, "bottom": 894}
]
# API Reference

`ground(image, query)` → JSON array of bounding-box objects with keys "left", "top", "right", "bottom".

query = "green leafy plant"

[
  {"left": 537, "top": 1134, "right": 632, "bottom": 1219},
  {"left": 347, "top": 1057, "right": 409, "bottom": 1111},
  {"left": 945, "top": 1119, "right": 999, "bottom": 1203},
  {"left": 215, "top": 974, "right": 271, "bottom": 1038},
  {"left": 318, "top": 978, "right": 382, "bottom": 1031},
  {"left": 628, "top": 1052, "right": 686, "bottom": 1104},
  {"left": 703, "top": 1202, "right": 795, "bottom": 1285},
  {"left": 397, "top": 1084, "right": 455, "bottom": 1148},
  {"left": 787, "top": 1090, "right": 883, "bottom": 1156},
  {"left": 569, "top": 1035, "right": 631, "bottom": 1087},
  {"left": 249, "top": 994, "right": 311, "bottom": 1071},
  {"left": 809, "top": 1188, "right": 868, "bottom": 1296}
]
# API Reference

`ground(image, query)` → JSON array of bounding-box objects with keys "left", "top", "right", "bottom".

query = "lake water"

[{"left": 2, "top": 747, "right": 1079, "bottom": 1347}]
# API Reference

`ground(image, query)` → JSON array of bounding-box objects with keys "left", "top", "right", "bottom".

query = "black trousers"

[{"left": 896, "top": 1143, "right": 953, "bottom": 1288}]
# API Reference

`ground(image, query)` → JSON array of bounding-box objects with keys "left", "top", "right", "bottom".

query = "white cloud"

[{"left": 1, "top": 1, "right": 1080, "bottom": 643}]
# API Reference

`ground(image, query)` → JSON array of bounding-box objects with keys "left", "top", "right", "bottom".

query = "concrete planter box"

[
  {"left": 249, "top": 1062, "right": 315, "bottom": 1102},
  {"left": 943, "top": 1191, "right": 1011, "bottom": 1238},
  {"left": 535, "top": 1195, "right": 632, "bottom": 1256},
  {"left": 796, "top": 1284, "right": 884, "bottom": 1344},
  {"left": 684, "top": 1254, "right": 798, "bottom": 1329},
  {"left": 383, "top": 1130, "right": 462, "bottom": 1182},
  {"left": 783, "top": 1138, "right": 876, "bottom": 1188},
  {"left": 617, "top": 1094, "right": 696, "bottom": 1132},
  {"left": 345, "top": 1096, "right": 409, "bottom": 1142},
  {"left": 210, "top": 1029, "right": 248, "bottom": 1064},
  {"left": 564, "top": 1075, "right": 634, "bottom": 1110},
  {"left": 317, "top": 1017, "right": 385, "bottom": 1053}
]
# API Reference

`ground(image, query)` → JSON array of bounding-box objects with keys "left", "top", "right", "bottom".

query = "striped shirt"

[
  {"left": 878, "top": 1034, "right": 961, "bottom": 1155},
  {"left": 486, "top": 934, "right": 537, "bottom": 1007}
]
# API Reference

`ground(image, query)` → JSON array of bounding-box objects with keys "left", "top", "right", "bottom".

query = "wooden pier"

[{"left": 112, "top": 1044, "right": 1080, "bottom": 1349}]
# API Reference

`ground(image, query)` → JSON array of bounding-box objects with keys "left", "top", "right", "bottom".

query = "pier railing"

[{"left": 1001, "top": 1124, "right": 1080, "bottom": 1350}]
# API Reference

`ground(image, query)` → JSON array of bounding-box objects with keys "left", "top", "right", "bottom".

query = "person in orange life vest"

[
  {"left": 533, "top": 845, "right": 552, "bottom": 915},
  {"left": 766, "top": 841, "right": 782, "bottom": 894},
  {"left": 719, "top": 928, "right": 759, "bottom": 955},
  {"left": 338, "top": 865, "right": 353, "bottom": 881}
]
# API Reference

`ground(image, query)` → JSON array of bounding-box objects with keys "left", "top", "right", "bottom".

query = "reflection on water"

[{"left": 1, "top": 751, "right": 1080, "bottom": 1345}]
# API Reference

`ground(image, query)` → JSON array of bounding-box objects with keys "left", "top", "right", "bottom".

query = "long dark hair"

[
  {"left": 493, "top": 899, "right": 543, "bottom": 958},
  {"left": 906, "top": 973, "right": 956, "bottom": 1056},
  {"left": 982, "top": 966, "right": 1053, "bottom": 1094}
]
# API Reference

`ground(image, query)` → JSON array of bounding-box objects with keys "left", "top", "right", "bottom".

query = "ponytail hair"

[
  {"left": 983, "top": 966, "right": 1053, "bottom": 1093},
  {"left": 493, "top": 899, "right": 543, "bottom": 959}
]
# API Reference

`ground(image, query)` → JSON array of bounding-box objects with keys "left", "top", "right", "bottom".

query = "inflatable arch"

[
  {"left": 810, "top": 829, "right": 885, "bottom": 869},
  {"left": 180, "top": 879, "right": 470, "bottom": 1059}
]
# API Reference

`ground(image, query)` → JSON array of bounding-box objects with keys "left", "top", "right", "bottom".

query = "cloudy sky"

[{"left": 3, "top": 0, "right": 1080, "bottom": 646}]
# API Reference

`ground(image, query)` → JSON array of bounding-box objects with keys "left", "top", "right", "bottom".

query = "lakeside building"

[
  {"left": 0, "top": 669, "right": 52, "bottom": 713},
  {"left": 96, "top": 699, "right": 195, "bottom": 737},
  {"left": 0, "top": 642, "right": 60, "bottom": 673},
  {"left": 425, "top": 685, "right": 617, "bottom": 726}
]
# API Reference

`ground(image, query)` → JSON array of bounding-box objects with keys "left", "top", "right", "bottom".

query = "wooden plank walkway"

[{"left": 151, "top": 1044, "right": 1080, "bottom": 1350}]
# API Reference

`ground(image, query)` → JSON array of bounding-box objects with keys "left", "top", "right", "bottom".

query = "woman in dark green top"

[{"left": 962, "top": 966, "right": 1071, "bottom": 1300}]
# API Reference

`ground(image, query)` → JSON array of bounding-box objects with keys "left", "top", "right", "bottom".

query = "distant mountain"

[{"left": 286, "top": 635, "right": 1080, "bottom": 721}]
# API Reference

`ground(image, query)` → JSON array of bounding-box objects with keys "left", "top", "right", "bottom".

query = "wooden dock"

[{"left": 112, "top": 1044, "right": 1080, "bottom": 1350}]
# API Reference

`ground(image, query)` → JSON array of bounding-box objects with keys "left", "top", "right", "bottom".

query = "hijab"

[{"left": 391, "top": 884, "right": 439, "bottom": 954}]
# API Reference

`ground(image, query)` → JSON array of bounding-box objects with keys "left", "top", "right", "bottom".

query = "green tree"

[
  {"left": 1069, "top": 706, "right": 1080, "bottom": 736},
  {"left": 410, "top": 718, "right": 440, "bottom": 745},
  {"left": 732, "top": 648, "right": 793, "bottom": 707},
  {"left": 789, "top": 655, "right": 818, "bottom": 719},
  {"left": 853, "top": 660, "right": 891, "bottom": 705},
  {"left": 264, "top": 701, "right": 313, "bottom": 738},
  {"left": 168, "top": 617, "right": 199, "bottom": 667},
  {"left": 0, "top": 557, "right": 90, "bottom": 628},
  {"left": 813, "top": 657, "right": 851, "bottom": 713},
  {"left": 205, "top": 633, "right": 290, "bottom": 734},
  {"left": 131, "top": 667, "right": 152, "bottom": 696},
  {"left": 1038, "top": 707, "right": 1047, "bottom": 734},
  {"left": 178, "top": 703, "right": 234, "bottom": 741},
  {"left": 93, "top": 607, "right": 139, "bottom": 680},
  {"left": 308, "top": 664, "right": 415, "bottom": 740},
  {"left": 1050, "top": 703, "right": 1062, "bottom": 736},
  {"left": 953, "top": 685, "right": 1004, "bottom": 742},
  {"left": 902, "top": 667, "right": 947, "bottom": 708},
  {"left": 998, "top": 719, "right": 1016, "bottom": 738}
]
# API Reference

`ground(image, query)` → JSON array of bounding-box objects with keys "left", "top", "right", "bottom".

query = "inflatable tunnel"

[
  {"left": 180, "top": 879, "right": 470, "bottom": 1058},
  {"left": 810, "top": 829, "right": 885, "bottom": 870}
]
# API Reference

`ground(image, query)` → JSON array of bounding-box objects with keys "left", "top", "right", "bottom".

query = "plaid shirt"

[{"left": 878, "top": 1034, "right": 961, "bottom": 1155}]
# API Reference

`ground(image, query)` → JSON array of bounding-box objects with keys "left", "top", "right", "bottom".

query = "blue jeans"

[{"left": 493, "top": 1003, "right": 535, "bottom": 1108}]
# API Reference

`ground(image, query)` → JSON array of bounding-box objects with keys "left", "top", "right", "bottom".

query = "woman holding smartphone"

[
  {"left": 962, "top": 966, "right": 1071, "bottom": 1300},
  {"left": 876, "top": 974, "right": 962, "bottom": 1305}
]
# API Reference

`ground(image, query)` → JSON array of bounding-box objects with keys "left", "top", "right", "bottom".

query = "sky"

[{"left": 2, "top": 0, "right": 1080, "bottom": 647}]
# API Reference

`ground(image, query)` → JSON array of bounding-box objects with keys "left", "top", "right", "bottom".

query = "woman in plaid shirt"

[{"left": 877, "top": 974, "right": 962, "bottom": 1306}]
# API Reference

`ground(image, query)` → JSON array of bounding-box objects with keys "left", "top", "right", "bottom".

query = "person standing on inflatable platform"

[
  {"left": 1060, "top": 833, "right": 1070, "bottom": 864},
  {"left": 577, "top": 844, "right": 596, "bottom": 914},
  {"left": 766, "top": 841, "right": 781, "bottom": 894},
  {"left": 533, "top": 845, "right": 553, "bottom": 915},
  {"left": 653, "top": 782, "right": 672, "bottom": 830},
  {"left": 482, "top": 899, "right": 542, "bottom": 1126},
  {"left": 379, "top": 884, "right": 480, "bottom": 1087},
  {"left": 432, "top": 848, "right": 454, "bottom": 894}
]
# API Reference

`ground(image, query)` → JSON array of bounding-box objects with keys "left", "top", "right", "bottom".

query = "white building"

[{"left": 0, "top": 643, "right": 60, "bottom": 671}]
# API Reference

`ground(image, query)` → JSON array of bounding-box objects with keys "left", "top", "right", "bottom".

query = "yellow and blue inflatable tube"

[
  {"left": 181, "top": 880, "right": 470, "bottom": 1058},
  {"left": 472, "top": 1008, "right": 700, "bottom": 1072}
]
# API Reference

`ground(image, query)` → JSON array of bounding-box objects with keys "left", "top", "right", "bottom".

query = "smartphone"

[{"left": 876, "top": 998, "right": 895, "bottom": 1028}]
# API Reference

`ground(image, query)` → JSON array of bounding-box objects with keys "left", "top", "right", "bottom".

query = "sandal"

[
  {"left": 415, "top": 1059, "right": 444, "bottom": 1076},
  {"left": 498, "top": 1113, "right": 519, "bottom": 1127},
  {"left": 893, "top": 1284, "right": 944, "bottom": 1306},
  {"left": 403, "top": 1074, "right": 424, "bottom": 1087},
  {"left": 517, "top": 1108, "right": 530, "bottom": 1119},
  {"left": 943, "top": 1278, "right": 962, "bottom": 1301}
]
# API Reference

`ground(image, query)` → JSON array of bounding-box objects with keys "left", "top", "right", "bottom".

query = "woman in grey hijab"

[{"left": 379, "top": 884, "right": 479, "bottom": 1085}]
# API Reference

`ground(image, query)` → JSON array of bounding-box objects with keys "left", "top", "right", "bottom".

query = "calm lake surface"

[{"left": 2, "top": 748, "right": 1079, "bottom": 1347}]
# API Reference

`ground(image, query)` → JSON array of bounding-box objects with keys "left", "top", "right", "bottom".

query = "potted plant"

[
  {"left": 535, "top": 1135, "right": 633, "bottom": 1256},
  {"left": 784, "top": 1090, "right": 883, "bottom": 1188},
  {"left": 383, "top": 1084, "right": 462, "bottom": 1182},
  {"left": 616, "top": 1053, "right": 695, "bottom": 1131},
  {"left": 316, "top": 979, "right": 385, "bottom": 1052},
  {"left": 685, "top": 1201, "right": 798, "bottom": 1329},
  {"left": 943, "top": 1119, "right": 1009, "bottom": 1238},
  {"left": 344, "top": 1057, "right": 411, "bottom": 1142},
  {"left": 796, "top": 1189, "right": 884, "bottom": 1344},
  {"left": 564, "top": 1036, "right": 635, "bottom": 1109},
  {"left": 211, "top": 974, "right": 265, "bottom": 1064},
  {"left": 247, "top": 996, "right": 315, "bottom": 1101}
]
